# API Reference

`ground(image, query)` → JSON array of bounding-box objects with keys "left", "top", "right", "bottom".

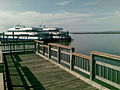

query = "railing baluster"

[
  {"left": 34, "top": 42, "right": 36, "bottom": 52},
  {"left": 70, "top": 48, "right": 75, "bottom": 70},
  {"left": 57, "top": 47, "right": 61, "bottom": 64},
  {"left": 10, "top": 42, "right": 12, "bottom": 53},
  {"left": 48, "top": 45, "right": 51, "bottom": 59},
  {"left": 90, "top": 53, "right": 95, "bottom": 81},
  {"left": 38, "top": 42, "right": 39, "bottom": 53},
  {"left": 23, "top": 41, "right": 25, "bottom": 53}
]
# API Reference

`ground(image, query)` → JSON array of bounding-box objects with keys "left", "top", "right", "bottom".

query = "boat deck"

[{"left": 4, "top": 53, "right": 97, "bottom": 90}]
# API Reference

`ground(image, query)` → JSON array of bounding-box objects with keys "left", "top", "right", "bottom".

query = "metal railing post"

[
  {"left": 90, "top": 53, "right": 95, "bottom": 81},
  {"left": 37, "top": 42, "right": 39, "bottom": 53},
  {"left": 12, "top": 32, "right": 14, "bottom": 41},
  {"left": 70, "top": 48, "right": 75, "bottom": 70},
  {"left": 23, "top": 41, "right": 25, "bottom": 53},
  {"left": 42, "top": 46, "right": 45, "bottom": 56},
  {"left": 10, "top": 42, "right": 12, "bottom": 53},
  {"left": 3, "top": 32, "right": 4, "bottom": 42},
  {"left": 34, "top": 41, "right": 36, "bottom": 52},
  {"left": 48, "top": 44, "right": 51, "bottom": 59},
  {"left": 57, "top": 47, "right": 61, "bottom": 63}
]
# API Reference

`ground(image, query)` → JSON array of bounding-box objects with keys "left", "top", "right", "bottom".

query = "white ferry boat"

[{"left": 1, "top": 25, "right": 71, "bottom": 41}]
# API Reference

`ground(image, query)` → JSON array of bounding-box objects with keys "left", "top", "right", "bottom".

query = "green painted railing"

[
  {"left": 1, "top": 40, "right": 120, "bottom": 89},
  {"left": 91, "top": 51, "right": 120, "bottom": 89},
  {"left": 35, "top": 40, "right": 120, "bottom": 89},
  {"left": 1, "top": 40, "right": 35, "bottom": 53}
]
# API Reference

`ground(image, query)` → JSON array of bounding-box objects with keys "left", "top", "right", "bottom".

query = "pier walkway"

[
  {"left": 4, "top": 53, "right": 97, "bottom": 90},
  {"left": 1, "top": 40, "right": 120, "bottom": 90}
]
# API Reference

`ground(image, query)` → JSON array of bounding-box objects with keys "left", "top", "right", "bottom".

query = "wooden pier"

[
  {"left": 0, "top": 40, "right": 120, "bottom": 90},
  {"left": 3, "top": 53, "right": 97, "bottom": 90}
]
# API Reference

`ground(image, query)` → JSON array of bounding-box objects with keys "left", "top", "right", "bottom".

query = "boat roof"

[
  {"left": 8, "top": 25, "right": 63, "bottom": 31},
  {"left": 43, "top": 27, "right": 63, "bottom": 31},
  {"left": 8, "top": 25, "right": 41, "bottom": 31},
  {"left": 39, "top": 25, "right": 63, "bottom": 31}
]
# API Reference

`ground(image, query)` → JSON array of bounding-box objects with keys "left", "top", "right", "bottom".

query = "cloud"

[
  {"left": 0, "top": 10, "right": 90, "bottom": 32},
  {"left": 83, "top": 2, "right": 98, "bottom": 6},
  {"left": 57, "top": 0, "right": 73, "bottom": 6},
  {"left": 1, "top": 10, "right": 120, "bottom": 32},
  {"left": 114, "top": 11, "right": 120, "bottom": 15},
  {"left": 93, "top": 11, "right": 120, "bottom": 22}
]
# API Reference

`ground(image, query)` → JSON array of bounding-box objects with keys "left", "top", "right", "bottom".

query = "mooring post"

[
  {"left": 90, "top": 53, "right": 95, "bottom": 81},
  {"left": 57, "top": 47, "right": 61, "bottom": 64},
  {"left": 70, "top": 48, "right": 75, "bottom": 70}
]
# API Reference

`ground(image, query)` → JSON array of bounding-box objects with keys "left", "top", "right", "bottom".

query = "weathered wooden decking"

[{"left": 5, "top": 53, "right": 97, "bottom": 90}]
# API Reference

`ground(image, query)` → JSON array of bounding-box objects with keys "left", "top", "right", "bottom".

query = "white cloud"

[
  {"left": 0, "top": 10, "right": 90, "bottom": 32},
  {"left": 1, "top": 10, "right": 120, "bottom": 32},
  {"left": 57, "top": 0, "right": 73, "bottom": 5},
  {"left": 93, "top": 11, "right": 120, "bottom": 23},
  {"left": 83, "top": 2, "right": 98, "bottom": 6}
]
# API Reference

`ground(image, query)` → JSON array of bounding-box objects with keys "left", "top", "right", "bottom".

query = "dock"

[
  {"left": 0, "top": 40, "right": 120, "bottom": 90},
  {"left": 3, "top": 53, "right": 97, "bottom": 90}
]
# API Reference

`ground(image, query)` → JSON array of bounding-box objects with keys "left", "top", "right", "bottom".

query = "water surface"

[{"left": 68, "top": 34, "right": 120, "bottom": 56}]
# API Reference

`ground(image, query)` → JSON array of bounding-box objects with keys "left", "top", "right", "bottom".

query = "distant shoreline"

[{"left": 70, "top": 32, "right": 120, "bottom": 34}]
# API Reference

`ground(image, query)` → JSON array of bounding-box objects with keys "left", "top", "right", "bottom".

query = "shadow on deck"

[{"left": 4, "top": 53, "right": 97, "bottom": 90}]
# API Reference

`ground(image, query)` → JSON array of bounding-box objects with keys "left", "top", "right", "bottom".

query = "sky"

[{"left": 0, "top": 0, "right": 120, "bottom": 32}]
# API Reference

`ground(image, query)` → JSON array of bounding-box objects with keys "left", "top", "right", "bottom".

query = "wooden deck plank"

[
  {"left": 20, "top": 53, "right": 97, "bottom": 90},
  {"left": 6, "top": 53, "right": 97, "bottom": 90}
]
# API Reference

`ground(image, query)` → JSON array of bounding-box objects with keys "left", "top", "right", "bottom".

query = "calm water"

[{"left": 64, "top": 34, "right": 120, "bottom": 56}]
